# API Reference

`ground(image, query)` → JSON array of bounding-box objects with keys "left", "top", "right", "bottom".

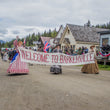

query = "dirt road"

[{"left": 0, "top": 58, "right": 110, "bottom": 110}]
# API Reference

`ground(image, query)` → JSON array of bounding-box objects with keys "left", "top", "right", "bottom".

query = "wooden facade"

[{"left": 59, "top": 24, "right": 109, "bottom": 52}]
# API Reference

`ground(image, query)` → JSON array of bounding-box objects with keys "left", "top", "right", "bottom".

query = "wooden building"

[
  {"left": 99, "top": 31, "right": 110, "bottom": 60},
  {"left": 59, "top": 24, "right": 109, "bottom": 52},
  {"left": 50, "top": 25, "right": 64, "bottom": 46}
]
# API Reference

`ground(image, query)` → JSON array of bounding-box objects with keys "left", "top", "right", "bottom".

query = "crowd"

[
  {"left": 0, "top": 48, "right": 17, "bottom": 62},
  {"left": 0, "top": 46, "right": 89, "bottom": 62},
  {"left": 63, "top": 46, "right": 89, "bottom": 55},
  {"left": 35, "top": 46, "right": 89, "bottom": 56}
]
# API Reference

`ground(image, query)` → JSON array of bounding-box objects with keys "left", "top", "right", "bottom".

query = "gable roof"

[
  {"left": 55, "top": 25, "right": 64, "bottom": 39},
  {"left": 56, "top": 25, "right": 63, "bottom": 37},
  {"left": 40, "top": 36, "right": 51, "bottom": 45},
  {"left": 54, "top": 25, "right": 65, "bottom": 44},
  {"left": 67, "top": 24, "right": 109, "bottom": 43}
]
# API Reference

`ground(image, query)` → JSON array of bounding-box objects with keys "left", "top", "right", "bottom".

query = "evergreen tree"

[
  {"left": 48, "top": 29, "right": 52, "bottom": 37},
  {"left": 43, "top": 30, "right": 47, "bottom": 36},
  {"left": 1, "top": 28, "right": 58, "bottom": 48},
  {"left": 95, "top": 21, "right": 110, "bottom": 29},
  {"left": 84, "top": 20, "right": 91, "bottom": 27}
]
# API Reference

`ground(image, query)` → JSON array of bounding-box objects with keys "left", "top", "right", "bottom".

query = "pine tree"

[
  {"left": 48, "top": 29, "right": 52, "bottom": 37},
  {"left": 86, "top": 20, "right": 91, "bottom": 27}
]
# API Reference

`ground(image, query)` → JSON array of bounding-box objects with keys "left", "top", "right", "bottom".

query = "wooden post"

[{"left": 104, "top": 59, "right": 107, "bottom": 65}]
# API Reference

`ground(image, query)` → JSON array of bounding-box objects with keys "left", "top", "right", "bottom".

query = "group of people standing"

[
  {"left": 64, "top": 46, "right": 89, "bottom": 55},
  {"left": 0, "top": 48, "right": 17, "bottom": 62}
]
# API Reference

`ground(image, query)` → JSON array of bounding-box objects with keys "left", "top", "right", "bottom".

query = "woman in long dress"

[
  {"left": 7, "top": 39, "right": 29, "bottom": 74},
  {"left": 81, "top": 45, "right": 99, "bottom": 74}
]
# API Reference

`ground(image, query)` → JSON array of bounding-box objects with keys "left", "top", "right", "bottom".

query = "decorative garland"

[{"left": 99, "top": 52, "right": 110, "bottom": 57}]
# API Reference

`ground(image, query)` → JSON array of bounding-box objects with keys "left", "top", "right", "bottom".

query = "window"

[{"left": 102, "top": 38, "right": 109, "bottom": 46}]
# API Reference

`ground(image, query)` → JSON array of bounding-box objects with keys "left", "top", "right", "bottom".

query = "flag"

[
  {"left": 10, "top": 53, "right": 19, "bottom": 64},
  {"left": 44, "top": 41, "right": 51, "bottom": 53}
]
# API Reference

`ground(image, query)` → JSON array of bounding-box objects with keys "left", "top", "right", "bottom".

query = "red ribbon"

[{"left": 99, "top": 52, "right": 110, "bottom": 57}]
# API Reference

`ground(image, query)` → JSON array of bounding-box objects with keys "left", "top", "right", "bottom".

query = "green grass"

[
  {"left": 77, "top": 64, "right": 110, "bottom": 71},
  {"left": 98, "top": 64, "right": 110, "bottom": 71}
]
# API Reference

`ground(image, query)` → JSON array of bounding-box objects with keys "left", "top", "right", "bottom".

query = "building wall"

[
  {"left": 61, "top": 28, "right": 76, "bottom": 51},
  {"left": 60, "top": 26, "right": 99, "bottom": 52}
]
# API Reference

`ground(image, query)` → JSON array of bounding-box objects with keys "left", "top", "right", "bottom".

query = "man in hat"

[{"left": 50, "top": 44, "right": 62, "bottom": 74}]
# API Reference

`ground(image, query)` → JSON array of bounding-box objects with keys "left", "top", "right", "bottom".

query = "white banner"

[{"left": 18, "top": 47, "right": 95, "bottom": 65}]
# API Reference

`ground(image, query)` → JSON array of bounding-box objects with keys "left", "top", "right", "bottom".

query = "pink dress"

[{"left": 7, "top": 42, "right": 29, "bottom": 74}]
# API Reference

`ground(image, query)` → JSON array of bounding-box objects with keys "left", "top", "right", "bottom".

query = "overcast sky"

[{"left": 0, "top": 0, "right": 110, "bottom": 41}]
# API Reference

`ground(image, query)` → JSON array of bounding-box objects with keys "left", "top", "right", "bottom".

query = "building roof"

[
  {"left": 56, "top": 25, "right": 63, "bottom": 38},
  {"left": 54, "top": 25, "right": 64, "bottom": 44},
  {"left": 98, "top": 30, "right": 110, "bottom": 35},
  {"left": 40, "top": 36, "right": 51, "bottom": 45},
  {"left": 67, "top": 24, "right": 109, "bottom": 43}
]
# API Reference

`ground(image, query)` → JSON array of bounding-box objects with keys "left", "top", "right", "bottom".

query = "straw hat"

[
  {"left": 90, "top": 45, "right": 95, "bottom": 49},
  {"left": 17, "top": 41, "right": 23, "bottom": 46}
]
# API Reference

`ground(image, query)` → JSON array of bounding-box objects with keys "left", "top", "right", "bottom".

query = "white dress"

[{"left": 3, "top": 52, "right": 8, "bottom": 61}]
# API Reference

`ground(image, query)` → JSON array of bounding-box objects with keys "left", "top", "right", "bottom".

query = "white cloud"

[
  {"left": 0, "top": 0, "right": 110, "bottom": 41},
  {"left": 0, "top": 25, "right": 56, "bottom": 41}
]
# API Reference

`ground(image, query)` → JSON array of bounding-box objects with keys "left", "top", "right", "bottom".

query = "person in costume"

[
  {"left": 8, "top": 49, "right": 13, "bottom": 62},
  {"left": 7, "top": 37, "right": 29, "bottom": 74},
  {"left": 81, "top": 45, "right": 99, "bottom": 74},
  {"left": 3, "top": 51, "right": 8, "bottom": 62},
  {"left": 50, "top": 44, "right": 62, "bottom": 74},
  {"left": 1, "top": 51, "right": 4, "bottom": 60}
]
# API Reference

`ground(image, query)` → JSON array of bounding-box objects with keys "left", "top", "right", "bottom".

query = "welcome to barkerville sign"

[{"left": 18, "top": 47, "right": 95, "bottom": 65}]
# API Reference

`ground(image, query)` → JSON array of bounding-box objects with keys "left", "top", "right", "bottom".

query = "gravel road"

[{"left": 0, "top": 58, "right": 110, "bottom": 110}]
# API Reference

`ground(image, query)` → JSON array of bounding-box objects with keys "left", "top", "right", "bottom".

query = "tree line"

[
  {"left": 0, "top": 28, "right": 57, "bottom": 49},
  {"left": 85, "top": 20, "right": 110, "bottom": 29}
]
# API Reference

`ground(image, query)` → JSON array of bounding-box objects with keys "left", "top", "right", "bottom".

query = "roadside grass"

[
  {"left": 77, "top": 64, "right": 110, "bottom": 71},
  {"left": 98, "top": 64, "right": 110, "bottom": 71}
]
